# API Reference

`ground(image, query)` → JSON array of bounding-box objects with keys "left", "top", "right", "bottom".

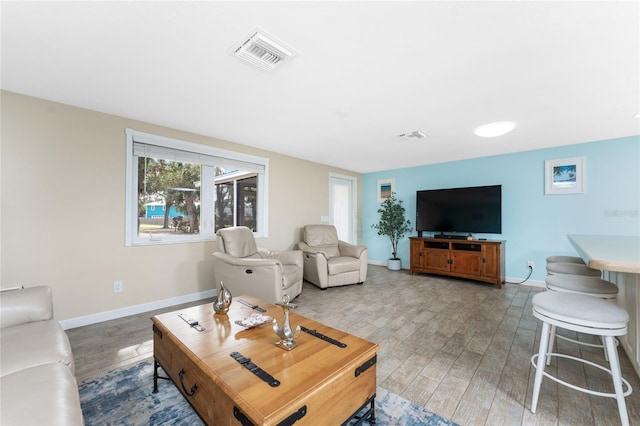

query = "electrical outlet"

[
  {"left": 527, "top": 261, "right": 534, "bottom": 269},
  {"left": 113, "top": 280, "right": 123, "bottom": 293}
]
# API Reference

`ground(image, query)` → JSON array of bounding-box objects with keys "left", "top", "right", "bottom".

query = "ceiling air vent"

[
  {"left": 232, "top": 28, "right": 297, "bottom": 71},
  {"left": 398, "top": 130, "right": 428, "bottom": 141}
]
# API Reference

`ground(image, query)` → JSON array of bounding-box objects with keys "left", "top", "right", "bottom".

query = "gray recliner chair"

[
  {"left": 211, "top": 226, "right": 303, "bottom": 304},
  {"left": 298, "top": 224, "right": 368, "bottom": 289}
]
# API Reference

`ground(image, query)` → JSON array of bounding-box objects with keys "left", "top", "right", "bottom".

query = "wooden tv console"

[{"left": 410, "top": 237, "right": 505, "bottom": 288}]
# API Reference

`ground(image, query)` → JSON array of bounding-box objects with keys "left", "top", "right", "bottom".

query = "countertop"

[{"left": 567, "top": 234, "right": 640, "bottom": 274}]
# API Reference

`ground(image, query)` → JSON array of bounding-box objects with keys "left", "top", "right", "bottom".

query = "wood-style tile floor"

[{"left": 67, "top": 265, "right": 640, "bottom": 425}]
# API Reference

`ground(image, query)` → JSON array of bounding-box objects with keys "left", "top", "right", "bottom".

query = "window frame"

[{"left": 125, "top": 128, "right": 269, "bottom": 246}]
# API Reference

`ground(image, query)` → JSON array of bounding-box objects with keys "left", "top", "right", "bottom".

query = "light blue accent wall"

[{"left": 363, "top": 136, "right": 640, "bottom": 281}]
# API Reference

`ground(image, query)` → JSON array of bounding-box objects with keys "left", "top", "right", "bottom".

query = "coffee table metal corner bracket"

[{"left": 152, "top": 325, "right": 171, "bottom": 393}]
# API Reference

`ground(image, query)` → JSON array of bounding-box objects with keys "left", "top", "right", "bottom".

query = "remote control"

[
  {"left": 179, "top": 313, "right": 199, "bottom": 326},
  {"left": 237, "top": 298, "right": 256, "bottom": 309},
  {"left": 237, "top": 299, "right": 267, "bottom": 313}
]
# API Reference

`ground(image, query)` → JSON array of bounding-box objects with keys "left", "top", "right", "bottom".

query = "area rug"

[{"left": 79, "top": 360, "right": 458, "bottom": 426}]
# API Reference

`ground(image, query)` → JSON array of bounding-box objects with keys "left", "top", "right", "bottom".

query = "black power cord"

[{"left": 506, "top": 265, "right": 534, "bottom": 284}]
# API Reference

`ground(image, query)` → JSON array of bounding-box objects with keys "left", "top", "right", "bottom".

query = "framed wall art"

[
  {"left": 377, "top": 178, "right": 395, "bottom": 202},
  {"left": 545, "top": 157, "right": 585, "bottom": 195}
]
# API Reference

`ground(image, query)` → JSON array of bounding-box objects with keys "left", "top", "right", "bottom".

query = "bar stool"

[
  {"left": 546, "top": 262, "right": 601, "bottom": 277},
  {"left": 545, "top": 274, "right": 619, "bottom": 363},
  {"left": 546, "top": 255, "right": 585, "bottom": 264},
  {"left": 546, "top": 274, "right": 618, "bottom": 299},
  {"left": 530, "top": 291, "right": 632, "bottom": 426}
]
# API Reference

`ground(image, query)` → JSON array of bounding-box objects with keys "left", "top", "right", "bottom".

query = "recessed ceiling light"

[
  {"left": 474, "top": 121, "right": 516, "bottom": 138},
  {"left": 634, "top": 113, "right": 640, "bottom": 119}
]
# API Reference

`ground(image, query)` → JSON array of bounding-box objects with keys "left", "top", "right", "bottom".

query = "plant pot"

[{"left": 387, "top": 259, "right": 402, "bottom": 271}]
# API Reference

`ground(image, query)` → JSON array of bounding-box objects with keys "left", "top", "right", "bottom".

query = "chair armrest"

[
  {"left": 0, "top": 286, "right": 53, "bottom": 329},
  {"left": 297, "top": 242, "right": 329, "bottom": 260},
  {"left": 298, "top": 243, "right": 329, "bottom": 288},
  {"left": 338, "top": 241, "right": 367, "bottom": 258},
  {"left": 211, "top": 252, "right": 286, "bottom": 304},
  {"left": 212, "top": 252, "right": 280, "bottom": 268},
  {"left": 260, "top": 248, "right": 303, "bottom": 268}
]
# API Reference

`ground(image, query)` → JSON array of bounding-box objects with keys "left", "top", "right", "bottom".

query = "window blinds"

[{"left": 132, "top": 142, "right": 266, "bottom": 174}]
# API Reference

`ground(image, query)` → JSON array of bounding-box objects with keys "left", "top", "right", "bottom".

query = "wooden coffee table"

[{"left": 151, "top": 295, "right": 379, "bottom": 425}]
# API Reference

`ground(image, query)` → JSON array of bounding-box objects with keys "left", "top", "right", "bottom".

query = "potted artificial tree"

[{"left": 371, "top": 192, "right": 412, "bottom": 270}]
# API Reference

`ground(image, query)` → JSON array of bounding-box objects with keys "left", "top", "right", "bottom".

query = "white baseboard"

[
  {"left": 369, "top": 260, "right": 410, "bottom": 269},
  {"left": 59, "top": 289, "right": 216, "bottom": 330}
]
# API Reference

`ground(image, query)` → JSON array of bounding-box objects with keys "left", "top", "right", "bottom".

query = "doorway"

[{"left": 329, "top": 174, "right": 357, "bottom": 243}]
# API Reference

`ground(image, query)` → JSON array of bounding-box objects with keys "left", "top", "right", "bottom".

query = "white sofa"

[{"left": 0, "top": 286, "right": 84, "bottom": 425}]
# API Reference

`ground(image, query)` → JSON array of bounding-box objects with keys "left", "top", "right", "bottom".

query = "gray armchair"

[
  {"left": 211, "top": 226, "right": 303, "bottom": 304},
  {"left": 298, "top": 224, "right": 368, "bottom": 289}
]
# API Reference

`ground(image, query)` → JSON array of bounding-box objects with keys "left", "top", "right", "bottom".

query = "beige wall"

[{"left": 0, "top": 91, "right": 361, "bottom": 321}]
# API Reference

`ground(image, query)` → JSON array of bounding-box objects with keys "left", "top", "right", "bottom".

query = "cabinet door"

[
  {"left": 451, "top": 252, "right": 482, "bottom": 275},
  {"left": 482, "top": 244, "right": 498, "bottom": 278},
  {"left": 424, "top": 250, "right": 451, "bottom": 272},
  {"left": 410, "top": 240, "right": 424, "bottom": 269}
]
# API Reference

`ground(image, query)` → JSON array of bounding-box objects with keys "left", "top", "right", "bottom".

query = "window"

[
  {"left": 214, "top": 170, "right": 258, "bottom": 232},
  {"left": 125, "top": 129, "right": 269, "bottom": 246}
]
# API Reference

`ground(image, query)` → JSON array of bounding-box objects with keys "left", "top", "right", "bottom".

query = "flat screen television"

[{"left": 416, "top": 185, "right": 502, "bottom": 237}]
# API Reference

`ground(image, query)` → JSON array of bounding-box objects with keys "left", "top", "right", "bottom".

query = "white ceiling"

[{"left": 1, "top": 1, "right": 638, "bottom": 173}]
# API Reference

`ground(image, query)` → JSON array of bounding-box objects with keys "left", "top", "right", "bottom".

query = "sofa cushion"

[
  {"left": 0, "top": 320, "right": 75, "bottom": 377},
  {"left": 217, "top": 227, "right": 258, "bottom": 258},
  {"left": 0, "top": 363, "right": 84, "bottom": 425},
  {"left": 327, "top": 256, "right": 362, "bottom": 275},
  {"left": 304, "top": 225, "right": 339, "bottom": 247},
  {"left": 1, "top": 286, "right": 53, "bottom": 329},
  {"left": 314, "top": 246, "right": 341, "bottom": 259},
  {"left": 303, "top": 225, "right": 342, "bottom": 258}
]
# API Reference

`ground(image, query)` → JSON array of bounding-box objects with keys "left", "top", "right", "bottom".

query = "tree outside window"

[{"left": 126, "top": 128, "right": 269, "bottom": 246}]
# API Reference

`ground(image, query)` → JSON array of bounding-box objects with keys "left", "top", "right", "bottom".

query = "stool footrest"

[
  {"left": 556, "top": 334, "right": 619, "bottom": 350},
  {"left": 532, "top": 353, "right": 632, "bottom": 398}
]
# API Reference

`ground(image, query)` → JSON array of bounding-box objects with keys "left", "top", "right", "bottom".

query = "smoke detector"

[
  {"left": 398, "top": 130, "right": 428, "bottom": 141},
  {"left": 232, "top": 27, "right": 297, "bottom": 71}
]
